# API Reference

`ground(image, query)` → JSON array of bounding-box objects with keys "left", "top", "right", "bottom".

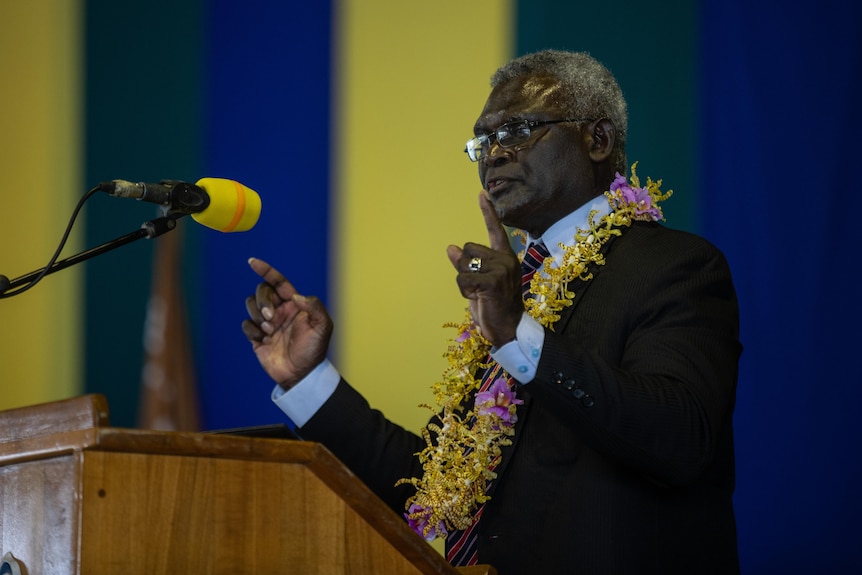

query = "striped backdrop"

[{"left": 2, "top": 1, "right": 861, "bottom": 572}]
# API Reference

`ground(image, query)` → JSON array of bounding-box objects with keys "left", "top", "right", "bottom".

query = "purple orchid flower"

[
  {"left": 405, "top": 503, "right": 447, "bottom": 541},
  {"left": 475, "top": 378, "right": 524, "bottom": 424},
  {"left": 610, "top": 171, "right": 661, "bottom": 220}
]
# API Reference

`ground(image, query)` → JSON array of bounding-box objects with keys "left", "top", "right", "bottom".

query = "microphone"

[{"left": 98, "top": 178, "right": 261, "bottom": 232}]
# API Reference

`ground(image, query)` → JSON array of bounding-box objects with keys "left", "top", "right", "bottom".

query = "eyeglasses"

[{"left": 464, "top": 118, "right": 592, "bottom": 162}]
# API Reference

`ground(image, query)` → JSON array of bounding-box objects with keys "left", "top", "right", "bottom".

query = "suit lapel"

[
  {"left": 552, "top": 228, "right": 622, "bottom": 334},
  {"left": 486, "top": 229, "right": 626, "bottom": 494}
]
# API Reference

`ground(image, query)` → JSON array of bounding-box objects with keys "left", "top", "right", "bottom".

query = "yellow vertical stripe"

[
  {"left": 0, "top": 2, "right": 83, "bottom": 410},
  {"left": 334, "top": 1, "right": 512, "bottom": 436}
]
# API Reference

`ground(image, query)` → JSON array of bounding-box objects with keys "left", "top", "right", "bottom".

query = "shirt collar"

[{"left": 526, "top": 197, "right": 611, "bottom": 266}]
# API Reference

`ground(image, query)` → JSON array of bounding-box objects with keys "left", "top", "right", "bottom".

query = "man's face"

[{"left": 474, "top": 74, "right": 595, "bottom": 237}]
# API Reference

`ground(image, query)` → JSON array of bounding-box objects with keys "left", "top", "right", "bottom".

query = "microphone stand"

[{"left": 0, "top": 214, "right": 183, "bottom": 297}]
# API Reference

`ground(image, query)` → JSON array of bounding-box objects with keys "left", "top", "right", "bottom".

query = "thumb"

[
  {"left": 446, "top": 244, "right": 463, "bottom": 270},
  {"left": 291, "top": 293, "right": 323, "bottom": 320}
]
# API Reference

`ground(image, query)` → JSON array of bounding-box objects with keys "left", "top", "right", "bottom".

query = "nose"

[{"left": 483, "top": 140, "right": 513, "bottom": 167}]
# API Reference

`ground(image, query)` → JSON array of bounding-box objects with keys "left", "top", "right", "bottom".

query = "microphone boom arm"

[{"left": 0, "top": 213, "right": 183, "bottom": 297}]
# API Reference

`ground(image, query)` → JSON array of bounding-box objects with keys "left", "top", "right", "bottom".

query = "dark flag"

[{"left": 138, "top": 227, "right": 201, "bottom": 431}]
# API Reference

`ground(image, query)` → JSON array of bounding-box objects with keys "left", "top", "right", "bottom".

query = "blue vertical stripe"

[
  {"left": 701, "top": 1, "right": 862, "bottom": 571},
  {"left": 199, "top": 1, "right": 333, "bottom": 429}
]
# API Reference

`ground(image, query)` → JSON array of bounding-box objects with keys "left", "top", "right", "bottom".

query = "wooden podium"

[{"left": 0, "top": 395, "right": 496, "bottom": 575}]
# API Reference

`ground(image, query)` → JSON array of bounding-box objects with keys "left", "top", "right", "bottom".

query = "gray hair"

[{"left": 491, "top": 50, "right": 628, "bottom": 173}]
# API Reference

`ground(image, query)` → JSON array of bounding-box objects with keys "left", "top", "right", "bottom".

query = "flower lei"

[{"left": 398, "top": 163, "right": 672, "bottom": 541}]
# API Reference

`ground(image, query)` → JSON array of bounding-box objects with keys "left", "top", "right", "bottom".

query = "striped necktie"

[
  {"left": 520, "top": 240, "right": 551, "bottom": 297},
  {"left": 445, "top": 240, "right": 550, "bottom": 566}
]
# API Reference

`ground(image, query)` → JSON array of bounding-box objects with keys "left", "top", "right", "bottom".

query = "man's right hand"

[{"left": 241, "top": 257, "right": 333, "bottom": 390}]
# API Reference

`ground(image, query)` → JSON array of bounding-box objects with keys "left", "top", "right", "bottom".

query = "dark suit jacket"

[{"left": 299, "top": 221, "right": 742, "bottom": 575}]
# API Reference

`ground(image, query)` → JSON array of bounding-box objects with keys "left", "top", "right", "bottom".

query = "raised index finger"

[
  {"left": 479, "top": 191, "right": 512, "bottom": 253},
  {"left": 248, "top": 257, "right": 298, "bottom": 301}
]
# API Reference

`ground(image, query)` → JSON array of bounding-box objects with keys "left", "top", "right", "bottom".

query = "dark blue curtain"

[{"left": 701, "top": 2, "right": 862, "bottom": 572}]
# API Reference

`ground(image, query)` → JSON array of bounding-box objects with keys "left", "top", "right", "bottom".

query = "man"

[{"left": 242, "top": 50, "right": 741, "bottom": 574}]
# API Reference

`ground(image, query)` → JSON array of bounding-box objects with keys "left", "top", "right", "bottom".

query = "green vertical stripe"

[
  {"left": 84, "top": 1, "right": 203, "bottom": 427},
  {"left": 515, "top": 1, "right": 698, "bottom": 231}
]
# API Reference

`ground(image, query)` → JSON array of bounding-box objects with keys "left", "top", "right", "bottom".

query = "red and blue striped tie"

[
  {"left": 445, "top": 240, "right": 549, "bottom": 566},
  {"left": 520, "top": 240, "right": 550, "bottom": 297}
]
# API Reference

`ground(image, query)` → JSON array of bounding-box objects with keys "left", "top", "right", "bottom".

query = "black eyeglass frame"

[{"left": 464, "top": 118, "right": 593, "bottom": 162}]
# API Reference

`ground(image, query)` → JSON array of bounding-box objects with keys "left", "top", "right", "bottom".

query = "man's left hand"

[{"left": 446, "top": 192, "right": 524, "bottom": 347}]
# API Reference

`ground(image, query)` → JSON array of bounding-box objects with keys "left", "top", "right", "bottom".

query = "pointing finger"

[
  {"left": 248, "top": 257, "right": 298, "bottom": 302},
  {"left": 479, "top": 192, "right": 512, "bottom": 254}
]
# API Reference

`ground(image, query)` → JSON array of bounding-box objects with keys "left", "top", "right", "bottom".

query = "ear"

[{"left": 587, "top": 118, "right": 616, "bottom": 163}]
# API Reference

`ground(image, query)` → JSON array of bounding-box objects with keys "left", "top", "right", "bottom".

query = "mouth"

[{"left": 485, "top": 177, "right": 515, "bottom": 195}]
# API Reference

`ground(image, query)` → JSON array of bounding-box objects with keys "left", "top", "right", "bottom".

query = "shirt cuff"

[
  {"left": 490, "top": 312, "right": 545, "bottom": 383},
  {"left": 271, "top": 359, "right": 340, "bottom": 427}
]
